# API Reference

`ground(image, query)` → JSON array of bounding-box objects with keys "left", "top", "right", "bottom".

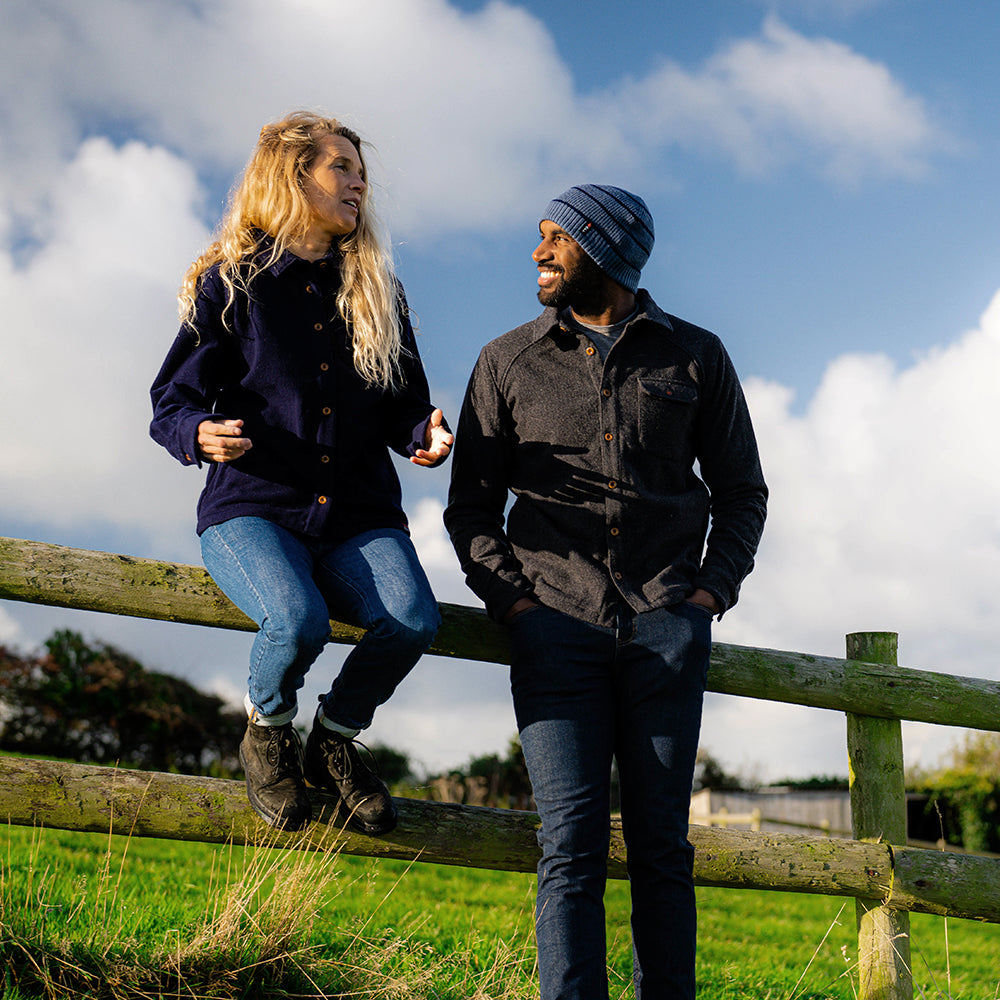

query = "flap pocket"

[{"left": 639, "top": 379, "right": 698, "bottom": 404}]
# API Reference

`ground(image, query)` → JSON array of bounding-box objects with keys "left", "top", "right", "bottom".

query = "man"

[{"left": 445, "top": 185, "right": 767, "bottom": 999}]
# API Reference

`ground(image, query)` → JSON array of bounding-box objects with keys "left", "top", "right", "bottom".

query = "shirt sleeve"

[
  {"left": 380, "top": 288, "right": 443, "bottom": 460},
  {"left": 444, "top": 348, "right": 537, "bottom": 622},
  {"left": 691, "top": 337, "right": 768, "bottom": 613},
  {"left": 149, "top": 273, "right": 231, "bottom": 468}
]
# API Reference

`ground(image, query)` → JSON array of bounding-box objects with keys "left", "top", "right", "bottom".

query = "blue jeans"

[
  {"left": 200, "top": 517, "right": 440, "bottom": 730},
  {"left": 509, "top": 602, "right": 711, "bottom": 1000}
]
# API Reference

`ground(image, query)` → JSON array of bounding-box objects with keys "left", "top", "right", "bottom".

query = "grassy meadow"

[{"left": 1, "top": 821, "right": 999, "bottom": 999}]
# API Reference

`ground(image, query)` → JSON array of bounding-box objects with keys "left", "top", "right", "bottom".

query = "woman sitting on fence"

[{"left": 149, "top": 110, "right": 452, "bottom": 834}]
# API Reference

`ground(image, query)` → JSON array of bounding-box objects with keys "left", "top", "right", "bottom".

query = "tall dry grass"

[{"left": 1, "top": 819, "right": 539, "bottom": 999}]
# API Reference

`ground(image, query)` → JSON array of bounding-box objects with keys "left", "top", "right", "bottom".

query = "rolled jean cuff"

[
  {"left": 317, "top": 703, "right": 360, "bottom": 738},
  {"left": 245, "top": 693, "right": 297, "bottom": 727}
]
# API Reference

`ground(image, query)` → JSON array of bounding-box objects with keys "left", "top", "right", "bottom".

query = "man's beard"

[{"left": 537, "top": 253, "right": 607, "bottom": 314}]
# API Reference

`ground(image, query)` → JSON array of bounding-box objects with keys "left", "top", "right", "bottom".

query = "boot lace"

[
  {"left": 265, "top": 726, "right": 304, "bottom": 780},
  {"left": 326, "top": 736, "right": 383, "bottom": 794}
]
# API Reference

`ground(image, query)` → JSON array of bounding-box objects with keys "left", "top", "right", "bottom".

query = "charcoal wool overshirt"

[
  {"left": 150, "top": 244, "right": 439, "bottom": 542},
  {"left": 444, "top": 291, "right": 767, "bottom": 627}
]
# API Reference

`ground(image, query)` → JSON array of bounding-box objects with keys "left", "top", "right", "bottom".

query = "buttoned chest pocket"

[{"left": 637, "top": 378, "right": 699, "bottom": 461}]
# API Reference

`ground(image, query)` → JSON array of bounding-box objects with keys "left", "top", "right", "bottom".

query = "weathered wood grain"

[
  {"left": 3, "top": 536, "right": 999, "bottom": 730},
  {"left": 846, "top": 632, "right": 912, "bottom": 1000},
  {"left": 1, "top": 756, "right": 997, "bottom": 923}
]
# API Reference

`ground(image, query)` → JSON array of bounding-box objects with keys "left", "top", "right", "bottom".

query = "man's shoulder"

[
  {"left": 639, "top": 292, "right": 725, "bottom": 358},
  {"left": 479, "top": 310, "right": 556, "bottom": 362}
]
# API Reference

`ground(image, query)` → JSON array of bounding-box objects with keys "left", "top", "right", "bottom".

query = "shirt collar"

[
  {"left": 540, "top": 289, "right": 674, "bottom": 338},
  {"left": 254, "top": 232, "right": 343, "bottom": 277}
]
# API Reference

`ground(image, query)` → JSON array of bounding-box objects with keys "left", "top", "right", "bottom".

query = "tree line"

[{"left": 2, "top": 629, "right": 997, "bottom": 850}]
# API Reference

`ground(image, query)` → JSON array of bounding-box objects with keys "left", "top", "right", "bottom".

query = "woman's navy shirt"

[{"left": 150, "top": 244, "right": 437, "bottom": 541}]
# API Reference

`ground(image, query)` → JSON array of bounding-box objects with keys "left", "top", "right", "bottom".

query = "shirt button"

[
  {"left": 608, "top": 480, "right": 617, "bottom": 490},
  {"left": 610, "top": 527, "right": 620, "bottom": 536},
  {"left": 602, "top": 388, "right": 612, "bottom": 397},
  {"left": 604, "top": 433, "right": 613, "bottom": 441},
  {"left": 317, "top": 495, "right": 328, "bottom": 504},
  {"left": 320, "top": 454, "right": 330, "bottom": 464},
  {"left": 614, "top": 571, "right": 623, "bottom": 580},
  {"left": 314, "top": 323, "right": 323, "bottom": 331},
  {"left": 320, "top": 362, "right": 329, "bottom": 371},
  {"left": 585, "top": 346, "right": 595, "bottom": 356},
  {"left": 322, "top": 406, "right": 332, "bottom": 416}
]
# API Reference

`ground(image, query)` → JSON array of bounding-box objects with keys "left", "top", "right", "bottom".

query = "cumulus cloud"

[
  {"left": 705, "top": 289, "right": 1000, "bottom": 774},
  {"left": 407, "top": 495, "right": 476, "bottom": 606},
  {"left": 0, "top": 1, "right": 972, "bottom": 778},
  {"left": 726, "top": 289, "right": 1000, "bottom": 669},
  {"left": 613, "top": 16, "right": 943, "bottom": 184},
  {"left": 0, "top": 2, "right": 947, "bottom": 243},
  {"left": 361, "top": 281, "right": 1000, "bottom": 778},
  {"left": 0, "top": 138, "right": 209, "bottom": 549}
]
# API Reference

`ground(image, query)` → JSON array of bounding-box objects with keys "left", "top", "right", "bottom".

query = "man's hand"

[
  {"left": 503, "top": 597, "right": 541, "bottom": 623},
  {"left": 410, "top": 408, "right": 454, "bottom": 467},
  {"left": 197, "top": 419, "right": 252, "bottom": 463},
  {"left": 685, "top": 588, "right": 721, "bottom": 615}
]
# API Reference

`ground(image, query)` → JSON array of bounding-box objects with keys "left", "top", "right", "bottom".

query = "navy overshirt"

[{"left": 150, "top": 244, "right": 439, "bottom": 541}]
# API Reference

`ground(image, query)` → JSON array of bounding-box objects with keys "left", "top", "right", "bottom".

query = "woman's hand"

[
  {"left": 410, "top": 408, "right": 454, "bottom": 467},
  {"left": 197, "top": 419, "right": 252, "bottom": 463}
]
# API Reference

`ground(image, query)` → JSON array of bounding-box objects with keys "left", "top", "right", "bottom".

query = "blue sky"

[{"left": 1, "top": 0, "right": 998, "bottom": 780}]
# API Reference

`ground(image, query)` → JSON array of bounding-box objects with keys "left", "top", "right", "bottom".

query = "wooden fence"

[{"left": 1, "top": 535, "right": 999, "bottom": 1000}]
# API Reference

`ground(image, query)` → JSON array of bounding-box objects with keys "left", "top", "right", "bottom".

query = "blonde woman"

[{"left": 151, "top": 111, "right": 452, "bottom": 834}]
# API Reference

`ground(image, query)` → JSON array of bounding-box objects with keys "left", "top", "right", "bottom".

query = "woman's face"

[{"left": 301, "top": 133, "right": 366, "bottom": 239}]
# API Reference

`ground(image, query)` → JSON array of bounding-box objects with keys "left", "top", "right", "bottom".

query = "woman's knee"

[{"left": 261, "top": 604, "right": 331, "bottom": 656}]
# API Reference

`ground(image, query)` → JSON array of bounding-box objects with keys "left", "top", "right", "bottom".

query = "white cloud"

[
  {"left": 407, "top": 495, "right": 477, "bottom": 606},
  {"left": 614, "top": 16, "right": 943, "bottom": 184},
  {"left": 0, "top": 3, "right": 947, "bottom": 245},
  {"left": 711, "top": 287, "right": 1000, "bottom": 772},
  {"left": 0, "top": 606, "right": 23, "bottom": 646},
  {"left": 0, "top": 137, "right": 209, "bottom": 549},
  {"left": 0, "top": 1, "right": 973, "bottom": 780},
  {"left": 383, "top": 282, "right": 1000, "bottom": 779}
]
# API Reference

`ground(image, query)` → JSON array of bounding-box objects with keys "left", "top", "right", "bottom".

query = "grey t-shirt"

[{"left": 559, "top": 306, "right": 637, "bottom": 362}]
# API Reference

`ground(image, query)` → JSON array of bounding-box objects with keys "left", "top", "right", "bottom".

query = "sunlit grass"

[{"left": 1, "top": 822, "right": 999, "bottom": 998}]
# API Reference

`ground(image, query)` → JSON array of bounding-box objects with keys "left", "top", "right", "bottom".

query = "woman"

[{"left": 150, "top": 111, "right": 452, "bottom": 834}]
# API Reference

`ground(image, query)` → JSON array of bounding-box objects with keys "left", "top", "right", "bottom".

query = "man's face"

[{"left": 532, "top": 219, "right": 606, "bottom": 312}]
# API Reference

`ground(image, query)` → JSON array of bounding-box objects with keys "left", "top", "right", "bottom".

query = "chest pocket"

[{"left": 637, "top": 378, "right": 699, "bottom": 461}]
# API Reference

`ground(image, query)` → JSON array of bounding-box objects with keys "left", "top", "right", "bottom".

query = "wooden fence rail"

[{"left": 2, "top": 536, "right": 1000, "bottom": 1000}]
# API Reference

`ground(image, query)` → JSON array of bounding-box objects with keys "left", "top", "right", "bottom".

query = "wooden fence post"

[{"left": 846, "top": 631, "right": 912, "bottom": 1000}]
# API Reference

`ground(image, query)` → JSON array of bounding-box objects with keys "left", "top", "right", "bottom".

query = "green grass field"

[{"left": 1, "top": 822, "right": 998, "bottom": 999}]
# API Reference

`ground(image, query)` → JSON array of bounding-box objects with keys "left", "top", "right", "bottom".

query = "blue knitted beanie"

[{"left": 542, "top": 184, "right": 654, "bottom": 293}]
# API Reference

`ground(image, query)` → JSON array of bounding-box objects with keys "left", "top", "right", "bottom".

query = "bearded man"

[{"left": 445, "top": 185, "right": 767, "bottom": 1000}]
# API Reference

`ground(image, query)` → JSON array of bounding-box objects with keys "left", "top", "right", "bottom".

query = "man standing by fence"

[{"left": 445, "top": 184, "right": 767, "bottom": 999}]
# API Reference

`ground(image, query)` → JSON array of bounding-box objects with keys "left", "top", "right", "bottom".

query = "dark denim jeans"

[
  {"left": 200, "top": 517, "right": 440, "bottom": 731},
  {"left": 509, "top": 602, "right": 711, "bottom": 1000}
]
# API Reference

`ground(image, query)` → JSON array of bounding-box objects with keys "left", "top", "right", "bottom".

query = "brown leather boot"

[
  {"left": 239, "top": 721, "right": 311, "bottom": 831},
  {"left": 304, "top": 718, "right": 397, "bottom": 835}
]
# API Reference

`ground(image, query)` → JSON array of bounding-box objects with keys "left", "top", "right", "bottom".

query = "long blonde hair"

[{"left": 178, "top": 111, "right": 405, "bottom": 389}]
